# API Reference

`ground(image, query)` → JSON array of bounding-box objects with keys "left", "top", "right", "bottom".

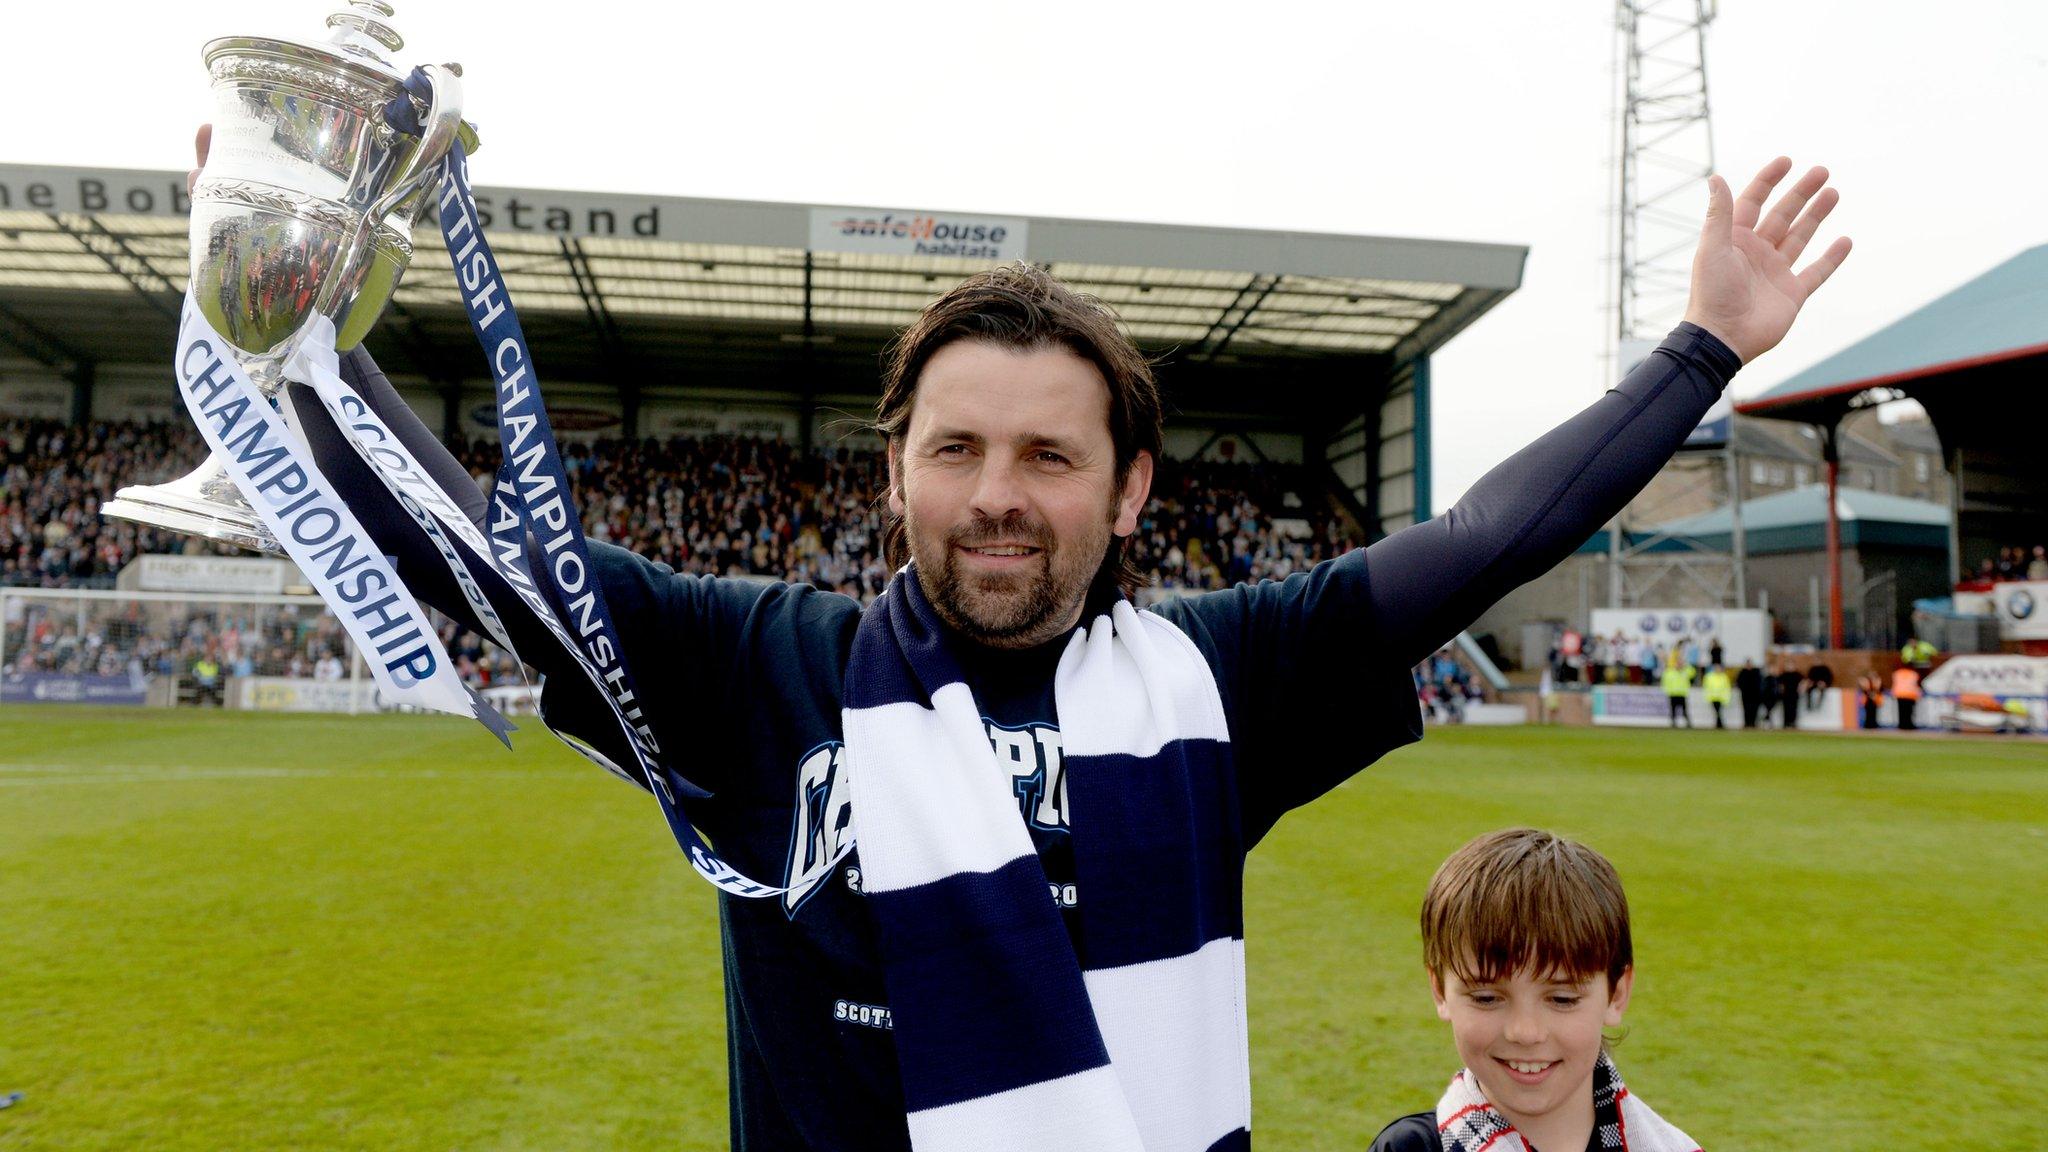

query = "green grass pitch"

[{"left": 1, "top": 706, "right": 2042, "bottom": 1150}]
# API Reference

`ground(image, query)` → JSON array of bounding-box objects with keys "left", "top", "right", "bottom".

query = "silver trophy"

[{"left": 103, "top": 1, "right": 474, "bottom": 554}]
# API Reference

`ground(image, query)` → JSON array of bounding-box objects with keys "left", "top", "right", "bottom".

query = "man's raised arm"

[
  {"left": 1155, "top": 158, "right": 1849, "bottom": 834},
  {"left": 1370, "top": 156, "right": 1849, "bottom": 668},
  {"left": 1365, "top": 322, "right": 1736, "bottom": 669}
]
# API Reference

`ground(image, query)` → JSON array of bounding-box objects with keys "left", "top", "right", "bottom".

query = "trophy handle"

[
  {"left": 309, "top": 63, "right": 465, "bottom": 348},
  {"left": 372, "top": 62, "right": 466, "bottom": 217}
]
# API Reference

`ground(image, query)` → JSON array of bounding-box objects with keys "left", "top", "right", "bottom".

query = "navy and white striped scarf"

[{"left": 842, "top": 566, "right": 1251, "bottom": 1152}]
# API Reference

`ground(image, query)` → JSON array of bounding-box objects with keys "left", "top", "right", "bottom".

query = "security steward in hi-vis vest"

[
  {"left": 1891, "top": 664, "right": 1923, "bottom": 730},
  {"left": 1662, "top": 660, "right": 1697, "bottom": 728},
  {"left": 1703, "top": 665, "right": 1733, "bottom": 729}
]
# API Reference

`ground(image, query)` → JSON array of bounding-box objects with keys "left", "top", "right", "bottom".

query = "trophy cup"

[{"left": 102, "top": 1, "right": 475, "bottom": 554}]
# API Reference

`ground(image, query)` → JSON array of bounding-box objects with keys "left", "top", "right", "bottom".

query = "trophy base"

[{"left": 101, "top": 455, "right": 284, "bottom": 557}]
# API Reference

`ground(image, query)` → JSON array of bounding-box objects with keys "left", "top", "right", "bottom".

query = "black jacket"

[
  {"left": 1734, "top": 666, "right": 1763, "bottom": 702},
  {"left": 1368, "top": 1110, "right": 1599, "bottom": 1152}
]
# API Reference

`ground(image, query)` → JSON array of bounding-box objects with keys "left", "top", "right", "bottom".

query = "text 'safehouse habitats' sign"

[{"left": 809, "top": 206, "right": 1027, "bottom": 262}]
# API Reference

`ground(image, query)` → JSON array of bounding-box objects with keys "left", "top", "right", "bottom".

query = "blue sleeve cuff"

[{"left": 1666, "top": 321, "right": 1743, "bottom": 383}]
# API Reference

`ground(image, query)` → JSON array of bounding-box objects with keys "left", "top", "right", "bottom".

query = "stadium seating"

[
  {"left": 3, "top": 418, "right": 224, "bottom": 586},
  {"left": 3, "top": 417, "right": 1362, "bottom": 689}
]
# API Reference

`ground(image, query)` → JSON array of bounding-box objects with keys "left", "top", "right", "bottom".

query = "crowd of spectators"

[
  {"left": 1136, "top": 459, "right": 1357, "bottom": 592},
  {"left": 453, "top": 434, "right": 899, "bottom": 602},
  {"left": 2, "top": 418, "right": 222, "bottom": 588},
  {"left": 1547, "top": 630, "right": 1728, "bottom": 686},
  {"left": 5, "top": 598, "right": 350, "bottom": 685},
  {"left": 1414, "top": 647, "right": 1485, "bottom": 722},
  {"left": 4, "top": 594, "right": 526, "bottom": 703},
  {"left": 4, "top": 417, "right": 1361, "bottom": 690},
  {"left": 1957, "top": 545, "right": 2048, "bottom": 590},
  {"left": 445, "top": 437, "right": 1360, "bottom": 605},
  {"left": 1537, "top": 622, "right": 1958, "bottom": 734}
]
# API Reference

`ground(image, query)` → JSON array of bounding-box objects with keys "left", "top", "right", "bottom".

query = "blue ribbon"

[
  {"left": 418, "top": 134, "right": 781, "bottom": 897},
  {"left": 381, "top": 67, "right": 434, "bottom": 137}
]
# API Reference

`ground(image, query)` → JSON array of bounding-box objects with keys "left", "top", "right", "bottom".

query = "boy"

[{"left": 1369, "top": 829, "right": 1699, "bottom": 1152}]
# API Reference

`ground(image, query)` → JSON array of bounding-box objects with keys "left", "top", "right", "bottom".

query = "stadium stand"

[
  {"left": 1956, "top": 544, "right": 2048, "bottom": 589},
  {"left": 3, "top": 417, "right": 1363, "bottom": 690},
  {"left": 2, "top": 417, "right": 222, "bottom": 587},
  {"left": 1737, "top": 243, "right": 2048, "bottom": 645}
]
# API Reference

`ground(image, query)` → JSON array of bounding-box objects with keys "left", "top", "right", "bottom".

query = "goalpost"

[{"left": 0, "top": 585, "right": 531, "bottom": 715}]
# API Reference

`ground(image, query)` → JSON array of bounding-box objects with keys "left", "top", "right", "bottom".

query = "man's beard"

[{"left": 911, "top": 507, "right": 1113, "bottom": 648}]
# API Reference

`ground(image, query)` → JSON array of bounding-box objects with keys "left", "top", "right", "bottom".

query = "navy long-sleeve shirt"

[{"left": 293, "top": 321, "right": 1739, "bottom": 1150}]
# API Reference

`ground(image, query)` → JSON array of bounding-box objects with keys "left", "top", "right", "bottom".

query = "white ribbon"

[
  {"left": 173, "top": 295, "right": 479, "bottom": 722},
  {"left": 285, "top": 328, "right": 521, "bottom": 660}
]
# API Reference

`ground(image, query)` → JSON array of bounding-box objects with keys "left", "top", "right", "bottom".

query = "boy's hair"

[
  {"left": 873, "top": 262, "right": 1164, "bottom": 598},
  {"left": 1421, "top": 828, "right": 1632, "bottom": 987}
]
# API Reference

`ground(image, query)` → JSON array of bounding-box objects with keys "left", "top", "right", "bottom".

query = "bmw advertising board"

[{"left": 1993, "top": 581, "right": 2048, "bottom": 641}]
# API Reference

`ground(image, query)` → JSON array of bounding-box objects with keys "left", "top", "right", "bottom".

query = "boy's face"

[{"left": 1431, "top": 964, "right": 1633, "bottom": 1134}]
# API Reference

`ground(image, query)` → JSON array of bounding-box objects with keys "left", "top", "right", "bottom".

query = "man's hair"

[
  {"left": 1421, "top": 828, "right": 1633, "bottom": 987},
  {"left": 875, "top": 263, "right": 1164, "bottom": 598}
]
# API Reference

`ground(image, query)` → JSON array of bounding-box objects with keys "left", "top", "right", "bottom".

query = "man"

[
  {"left": 189, "top": 648, "right": 221, "bottom": 707},
  {"left": 1703, "top": 663, "right": 1732, "bottom": 729},
  {"left": 1661, "top": 655, "right": 1696, "bottom": 728},
  {"left": 1901, "top": 635, "right": 1937, "bottom": 670},
  {"left": 1805, "top": 659, "right": 1834, "bottom": 709},
  {"left": 196, "top": 127, "right": 1846, "bottom": 1148},
  {"left": 1858, "top": 670, "right": 1885, "bottom": 729},
  {"left": 1735, "top": 657, "right": 1764, "bottom": 728},
  {"left": 1775, "top": 660, "right": 1806, "bottom": 731},
  {"left": 1892, "top": 662, "right": 1923, "bottom": 730}
]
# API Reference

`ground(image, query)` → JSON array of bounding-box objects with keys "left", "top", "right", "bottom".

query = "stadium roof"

[
  {"left": 1733, "top": 416, "right": 1897, "bottom": 470},
  {"left": 1657, "top": 483, "right": 1948, "bottom": 535},
  {"left": 1576, "top": 484, "right": 1951, "bottom": 558},
  {"left": 0, "top": 164, "right": 1526, "bottom": 414},
  {"left": 1736, "top": 243, "right": 2048, "bottom": 425}
]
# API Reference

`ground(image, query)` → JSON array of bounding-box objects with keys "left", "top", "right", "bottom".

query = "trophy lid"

[
  {"left": 322, "top": 1, "right": 411, "bottom": 82},
  {"left": 203, "top": 2, "right": 478, "bottom": 153}
]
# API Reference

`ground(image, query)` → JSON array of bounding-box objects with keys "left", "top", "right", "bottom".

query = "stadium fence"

[{"left": 0, "top": 586, "right": 530, "bottom": 716}]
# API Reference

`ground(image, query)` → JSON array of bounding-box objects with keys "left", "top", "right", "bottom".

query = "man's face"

[
  {"left": 1431, "top": 964, "right": 1632, "bottom": 1138},
  {"left": 888, "top": 340, "right": 1152, "bottom": 649}
]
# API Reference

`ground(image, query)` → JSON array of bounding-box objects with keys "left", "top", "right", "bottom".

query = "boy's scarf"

[
  {"left": 841, "top": 565, "right": 1250, "bottom": 1152},
  {"left": 1435, "top": 1053, "right": 1698, "bottom": 1152}
]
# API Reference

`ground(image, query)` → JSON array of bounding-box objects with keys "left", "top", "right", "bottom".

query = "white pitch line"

[
  {"left": 0, "top": 762, "right": 311, "bottom": 770},
  {"left": 0, "top": 765, "right": 557, "bottom": 786}
]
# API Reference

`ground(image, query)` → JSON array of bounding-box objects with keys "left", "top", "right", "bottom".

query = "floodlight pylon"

[{"left": 1604, "top": 0, "right": 1748, "bottom": 613}]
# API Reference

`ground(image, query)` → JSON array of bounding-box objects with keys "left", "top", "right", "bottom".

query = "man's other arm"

[
  {"left": 1364, "top": 152, "right": 1851, "bottom": 665},
  {"left": 1158, "top": 324, "right": 1738, "bottom": 842},
  {"left": 1366, "top": 323, "right": 1740, "bottom": 667},
  {"left": 1164, "top": 157, "right": 1851, "bottom": 835}
]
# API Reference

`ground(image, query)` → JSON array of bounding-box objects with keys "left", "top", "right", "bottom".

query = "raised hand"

[{"left": 1681, "top": 156, "right": 1852, "bottom": 364}]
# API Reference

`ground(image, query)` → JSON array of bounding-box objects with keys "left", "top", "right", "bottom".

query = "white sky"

[{"left": 4, "top": 1, "right": 2043, "bottom": 511}]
